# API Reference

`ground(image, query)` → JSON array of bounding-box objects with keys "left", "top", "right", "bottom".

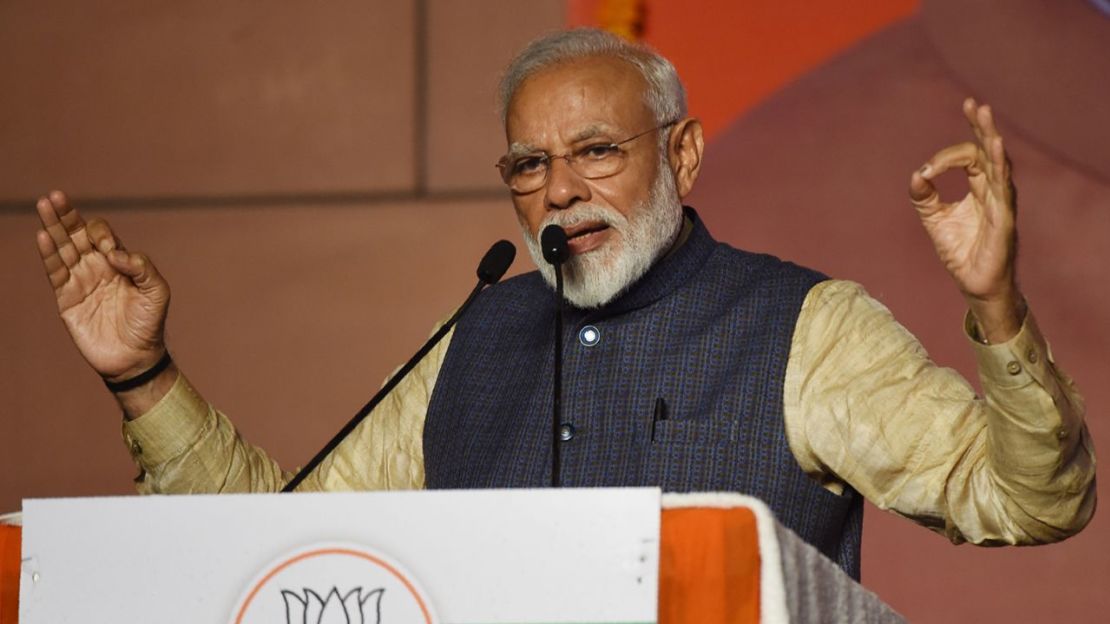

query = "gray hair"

[{"left": 498, "top": 28, "right": 687, "bottom": 127}]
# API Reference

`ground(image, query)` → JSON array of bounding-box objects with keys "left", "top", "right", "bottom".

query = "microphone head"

[
  {"left": 540, "top": 224, "right": 569, "bottom": 265},
  {"left": 477, "top": 239, "right": 516, "bottom": 284}
]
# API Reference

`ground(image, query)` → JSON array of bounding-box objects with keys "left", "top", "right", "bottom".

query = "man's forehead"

[{"left": 504, "top": 56, "right": 651, "bottom": 148}]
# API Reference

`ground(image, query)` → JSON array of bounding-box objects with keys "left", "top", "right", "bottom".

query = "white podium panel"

[{"left": 20, "top": 488, "right": 660, "bottom": 624}]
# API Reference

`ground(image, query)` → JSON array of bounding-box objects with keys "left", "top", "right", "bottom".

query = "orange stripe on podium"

[
  {"left": 0, "top": 526, "right": 19, "bottom": 624},
  {"left": 659, "top": 507, "right": 761, "bottom": 624}
]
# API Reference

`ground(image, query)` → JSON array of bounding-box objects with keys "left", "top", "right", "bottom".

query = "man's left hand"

[{"left": 909, "top": 98, "right": 1025, "bottom": 343}]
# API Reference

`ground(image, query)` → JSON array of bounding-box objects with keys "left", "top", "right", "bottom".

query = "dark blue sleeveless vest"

[{"left": 424, "top": 208, "right": 864, "bottom": 578}]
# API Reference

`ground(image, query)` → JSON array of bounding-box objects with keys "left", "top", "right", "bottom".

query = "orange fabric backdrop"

[{"left": 567, "top": 0, "right": 920, "bottom": 139}]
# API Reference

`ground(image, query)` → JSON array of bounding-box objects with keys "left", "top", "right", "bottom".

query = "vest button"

[
  {"left": 559, "top": 423, "right": 576, "bottom": 441},
  {"left": 578, "top": 325, "right": 600, "bottom": 347}
]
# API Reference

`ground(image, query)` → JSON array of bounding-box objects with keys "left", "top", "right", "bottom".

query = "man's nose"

[{"left": 544, "top": 156, "right": 591, "bottom": 210}]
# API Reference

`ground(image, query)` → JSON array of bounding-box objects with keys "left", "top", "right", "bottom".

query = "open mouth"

[
  {"left": 559, "top": 222, "right": 612, "bottom": 255},
  {"left": 564, "top": 222, "right": 610, "bottom": 240}
]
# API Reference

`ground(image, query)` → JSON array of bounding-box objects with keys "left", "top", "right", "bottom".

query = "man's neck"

[{"left": 661, "top": 213, "right": 694, "bottom": 261}]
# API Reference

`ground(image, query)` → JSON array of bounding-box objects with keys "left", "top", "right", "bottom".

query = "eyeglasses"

[{"left": 496, "top": 119, "right": 680, "bottom": 193}]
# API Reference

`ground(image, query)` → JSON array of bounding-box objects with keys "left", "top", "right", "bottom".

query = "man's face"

[{"left": 504, "top": 55, "right": 683, "bottom": 307}]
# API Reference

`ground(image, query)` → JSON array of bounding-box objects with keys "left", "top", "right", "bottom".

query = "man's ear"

[{"left": 668, "top": 118, "right": 704, "bottom": 199}]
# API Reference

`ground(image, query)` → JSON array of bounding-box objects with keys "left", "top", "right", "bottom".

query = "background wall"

[
  {"left": 2, "top": 1, "right": 1107, "bottom": 622},
  {"left": 1, "top": 0, "right": 558, "bottom": 507}
]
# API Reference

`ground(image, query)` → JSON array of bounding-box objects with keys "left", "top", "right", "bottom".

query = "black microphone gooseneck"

[
  {"left": 282, "top": 240, "right": 516, "bottom": 493},
  {"left": 540, "top": 225, "right": 569, "bottom": 488}
]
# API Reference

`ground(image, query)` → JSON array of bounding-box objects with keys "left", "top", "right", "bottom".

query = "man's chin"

[{"left": 561, "top": 253, "right": 632, "bottom": 308}]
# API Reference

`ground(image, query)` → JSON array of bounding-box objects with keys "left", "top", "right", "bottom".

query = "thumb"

[{"left": 106, "top": 250, "right": 166, "bottom": 295}]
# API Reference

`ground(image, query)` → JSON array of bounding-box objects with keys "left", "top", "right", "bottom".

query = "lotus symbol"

[{"left": 282, "top": 587, "right": 384, "bottom": 624}]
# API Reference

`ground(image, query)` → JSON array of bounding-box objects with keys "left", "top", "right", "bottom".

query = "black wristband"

[{"left": 103, "top": 352, "right": 173, "bottom": 393}]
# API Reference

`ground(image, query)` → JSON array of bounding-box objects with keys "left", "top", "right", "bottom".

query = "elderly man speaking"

[{"left": 33, "top": 29, "right": 1094, "bottom": 579}]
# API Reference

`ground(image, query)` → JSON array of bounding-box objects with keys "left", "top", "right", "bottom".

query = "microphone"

[
  {"left": 282, "top": 239, "right": 516, "bottom": 492},
  {"left": 540, "top": 224, "right": 567, "bottom": 488},
  {"left": 541, "top": 224, "right": 569, "bottom": 264},
  {"left": 478, "top": 239, "right": 516, "bottom": 284}
]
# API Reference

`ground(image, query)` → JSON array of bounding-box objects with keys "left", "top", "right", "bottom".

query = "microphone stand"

[
  {"left": 282, "top": 240, "right": 515, "bottom": 493},
  {"left": 552, "top": 263, "right": 564, "bottom": 487},
  {"left": 541, "top": 225, "right": 569, "bottom": 488}
]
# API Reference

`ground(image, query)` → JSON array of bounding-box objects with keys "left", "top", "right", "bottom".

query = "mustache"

[{"left": 538, "top": 204, "right": 627, "bottom": 234}]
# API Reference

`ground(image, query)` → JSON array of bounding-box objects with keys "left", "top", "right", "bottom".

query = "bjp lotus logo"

[
  {"left": 231, "top": 544, "right": 437, "bottom": 623},
  {"left": 281, "top": 587, "right": 384, "bottom": 624}
]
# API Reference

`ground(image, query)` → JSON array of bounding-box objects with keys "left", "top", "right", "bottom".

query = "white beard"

[{"left": 520, "top": 169, "right": 684, "bottom": 308}]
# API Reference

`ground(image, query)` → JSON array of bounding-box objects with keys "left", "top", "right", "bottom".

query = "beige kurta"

[{"left": 121, "top": 279, "right": 1095, "bottom": 546}]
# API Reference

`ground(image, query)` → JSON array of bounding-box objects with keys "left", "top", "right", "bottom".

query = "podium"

[{"left": 3, "top": 489, "right": 902, "bottom": 623}]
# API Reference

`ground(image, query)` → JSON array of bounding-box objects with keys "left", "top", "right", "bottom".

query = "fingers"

[
  {"left": 908, "top": 169, "right": 937, "bottom": 202},
  {"left": 962, "top": 99, "right": 1011, "bottom": 181},
  {"left": 49, "top": 190, "right": 92, "bottom": 251},
  {"left": 919, "top": 142, "right": 979, "bottom": 181},
  {"left": 962, "top": 98, "right": 984, "bottom": 144},
  {"left": 908, "top": 172, "right": 942, "bottom": 216},
  {"left": 915, "top": 141, "right": 995, "bottom": 210},
  {"left": 36, "top": 228, "right": 70, "bottom": 290},
  {"left": 86, "top": 217, "right": 125, "bottom": 254},
  {"left": 911, "top": 100, "right": 1018, "bottom": 222},
  {"left": 35, "top": 194, "right": 80, "bottom": 268},
  {"left": 988, "top": 136, "right": 1008, "bottom": 190},
  {"left": 35, "top": 189, "right": 132, "bottom": 265},
  {"left": 912, "top": 140, "right": 983, "bottom": 213},
  {"left": 964, "top": 98, "right": 1001, "bottom": 141}
]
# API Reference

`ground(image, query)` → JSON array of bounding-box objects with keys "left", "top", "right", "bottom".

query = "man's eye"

[
  {"left": 580, "top": 144, "right": 620, "bottom": 160},
  {"left": 512, "top": 156, "right": 547, "bottom": 176}
]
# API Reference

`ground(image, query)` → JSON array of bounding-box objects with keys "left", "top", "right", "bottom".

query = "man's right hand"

[{"left": 35, "top": 190, "right": 171, "bottom": 386}]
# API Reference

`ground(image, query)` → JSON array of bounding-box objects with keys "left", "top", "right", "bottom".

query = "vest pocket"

[{"left": 645, "top": 418, "right": 740, "bottom": 492}]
